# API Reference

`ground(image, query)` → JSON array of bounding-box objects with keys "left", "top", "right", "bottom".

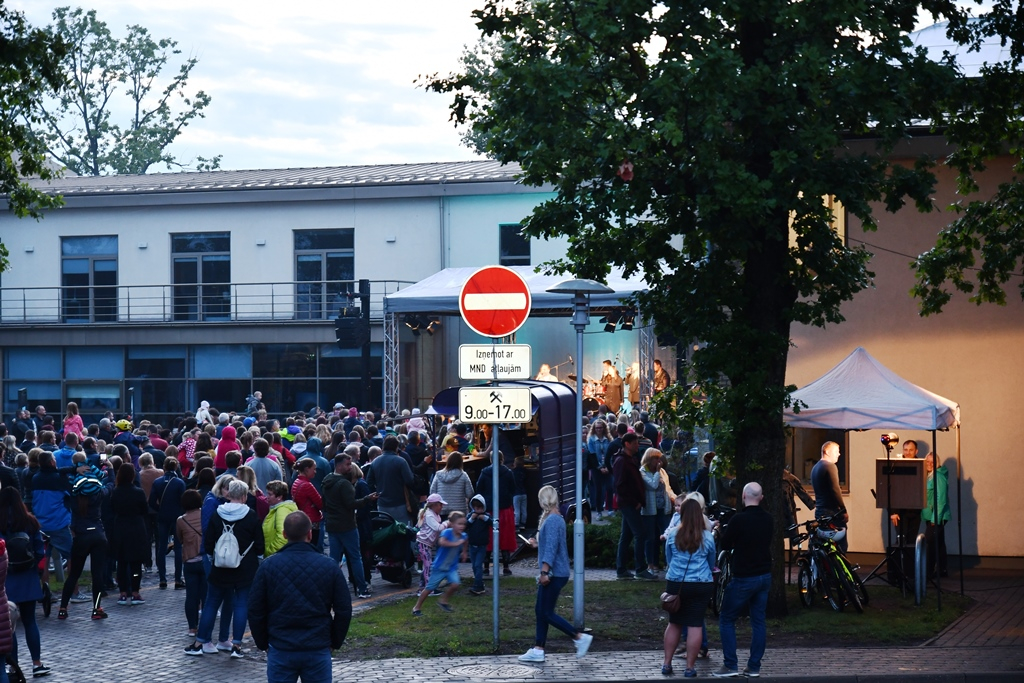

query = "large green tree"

[
  {"left": 0, "top": 0, "right": 67, "bottom": 272},
  {"left": 32, "top": 6, "right": 219, "bottom": 176},
  {"left": 428, "top": 0, "right": 1023, "bottom": 613}
]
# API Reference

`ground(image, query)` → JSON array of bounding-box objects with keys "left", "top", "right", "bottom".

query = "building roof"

[{"left": 25, "top": 159, "right": 524, "bottom": 197}]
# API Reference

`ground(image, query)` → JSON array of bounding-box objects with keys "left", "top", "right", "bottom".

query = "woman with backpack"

[
  {"left": 58, "top": 465, "right": 110, "bottom": 621},
  {"left": 109, "top": 463, "right": 150, "bottom": 606},
  {"left": 184, "top": 479, "right": 263, "bottom": 659},
  {"left": 0, "top": 487, "right": 51, "bottom": 677}
]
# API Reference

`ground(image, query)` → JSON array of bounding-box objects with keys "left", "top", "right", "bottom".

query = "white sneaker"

[
  {"left": 518, "top": 647, "right": 545, "bottom": 663},
  {"left": 216, "top": 641, "right": 233, "bottom": 652},
  {"left": 574, "top": 633, "right": 593, "bottom": 658},
  {"left": 202, "top": 642, "right": 218, "bottom": 655}
]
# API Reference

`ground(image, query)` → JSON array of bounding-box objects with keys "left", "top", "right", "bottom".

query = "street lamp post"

[{"left": 546, "top": 278, "right": 614, "bottom": 630}]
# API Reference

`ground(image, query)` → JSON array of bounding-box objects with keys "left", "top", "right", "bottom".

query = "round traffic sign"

[{"left": 459, "top": 266, "right": 532, "bottom": 338}]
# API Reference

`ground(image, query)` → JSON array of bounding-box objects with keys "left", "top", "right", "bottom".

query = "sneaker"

[
  {"left": 216, "top": 641, "right": 233, "bottom": 652},
  {"left": 711, "top": 666, "right": 739, "bottom": 677},
  {"left": 428, "top": 589, "right": 443, "bottom": 597},
  {"left": 131, "top": 595, "right": 145, "bottom": 605},
  {"left": 684, "top": 668, "right": 698, "bottom": 678},
  {"left": 661, "top": 664, "right": 673, "bottom": 676},
  {"left": 438, "top": 602, "right": 454, "bottom": 612},
  {"left": 175, "top": 580, "right": 187, "bottom": 590},
  {"left": 503, "top": 567, "right": 513, "bottom": 576},
  {"left": 616, "top": 571, "right": 635, "bottom": 580},
  {"left": 636, "top": 569, "right": 658, "bottom": 581},
  {"left": 574, "top": 632, "right": 593, "bottom": 659},
  {"left": 518, "top": 647, "right": 545, "bottom": 663},
  {"left": 57, "top": 609, "right": 68, "bottom": 620},
  {"left": 469, "top": 588, "right": 486, "bottom": 596},
  {"left": 356, "top": 591, "right": 373, "bottom": 599},
  {"left": 741, "top": 667, "right": 760, "bottom": 678},
  {"left": 230, "top": 645, "right": 244, "bottom": 659},
  {"left": 116, "top": 595, "right": 129, "bottom": 606},
  {"left": 32, "top": 664, "right": 51, "bottom": 678},
  {"left": 68, "top": 592, "right": 91, "bottom": 604},
  {"left": 183, "top": 642, "right": 205, "bottom": 656},
  {"left": 90, "top": 608, "right": 108, "bottom": 620},
  {"left": 202, "top": 642, "right": 218, "bottom": 654},
  {"left": 412, "top": 610, "right": 422, "bottom": 617}
]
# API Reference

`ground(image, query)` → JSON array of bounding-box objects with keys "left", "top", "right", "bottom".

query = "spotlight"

[
  {"left": 600, "top": 310, "right": 621, "bottom": 333},
  {"left": 621, "top": 310, "right": 635, "bottom": 331},
  {"left": 403, "top": 315, "right": 422, "bottom": 336},
  {"left": 425, "top": 318, "right": 442, "bottom": 336}
]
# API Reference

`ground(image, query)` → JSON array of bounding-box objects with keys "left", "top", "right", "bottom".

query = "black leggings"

[
  {"left": 117, "top": 560, "right": 142, "bottom": 594},
  {"left": 60, "top": 529, "right": 108, "bottom": 609}
]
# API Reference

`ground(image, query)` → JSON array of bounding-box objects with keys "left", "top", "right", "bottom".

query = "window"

[
  {"left": 294, "top": 229, "right": 354, "bottom": 319},
  {"left": 61, "top": 236, "right": 117, "bottom": 323},
  {"left": 499, "top": 223, "right": 530, "bottom": 267},
  {"left": 171, "top": 232, "right": 231, "bottom": 321}
]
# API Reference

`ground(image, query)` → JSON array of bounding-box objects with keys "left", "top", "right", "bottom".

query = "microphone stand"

[{"left": 865, "top": 440, "right": 909, "bottom": 596}]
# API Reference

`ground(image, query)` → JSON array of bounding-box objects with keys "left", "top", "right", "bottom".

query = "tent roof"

[
  {"left": 384, "top": 266, "right": 647, "bottom": 315},
  {"left": 784, "top": 347, "right": 961, "bottom": 431}
]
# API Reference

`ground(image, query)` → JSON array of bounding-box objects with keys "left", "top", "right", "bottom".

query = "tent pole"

[
  {"left": 932, "top": 430, "right": 941, "bottom": 611},
  {"left": 957, "top": 426, "right": 964, "bottom": 596}
]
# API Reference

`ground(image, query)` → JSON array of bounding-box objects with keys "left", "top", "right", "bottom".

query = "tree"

[
  {"left": 428, "top": 0, "right": 1023, "bottom": 614},
  {"left": 32, "top": 6, "right": 219, "bottom": 176},
  {"left": 0, "top": 0, "right": 67, "bottom": 272}
]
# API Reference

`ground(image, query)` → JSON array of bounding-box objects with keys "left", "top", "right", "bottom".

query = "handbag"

[{"left": 660, "top": 552, "right": 692, "bottom": 613}]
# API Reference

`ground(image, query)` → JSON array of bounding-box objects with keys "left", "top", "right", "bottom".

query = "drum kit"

[{"left": 567, "top": 374, "right": 605, "bottom": 412}]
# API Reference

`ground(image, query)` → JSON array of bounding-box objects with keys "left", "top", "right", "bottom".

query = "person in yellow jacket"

[{"left": 263, "top": 480, "right": 299, "bottom": 557}]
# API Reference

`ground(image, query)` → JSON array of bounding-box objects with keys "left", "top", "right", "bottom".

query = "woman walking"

[
  {"left": 109, "top": 463, "right": 150, "bottom": 606},
  {"left": 0, "top": 488, "right": 51, "bottom": 677},
  {"left": 661, "top": 498, "right": 716, "bottom": 677},
  {"left": 518, "top": 486, "right": 593, "bottom": 663}
]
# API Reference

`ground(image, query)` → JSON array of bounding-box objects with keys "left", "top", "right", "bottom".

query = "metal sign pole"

[{"left": 492, "top": 425, "right": 500, "bottom": 646}]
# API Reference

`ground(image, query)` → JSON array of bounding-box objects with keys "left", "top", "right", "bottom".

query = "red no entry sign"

[{"left": 459, "top": 266, "right": 532, "bottom": 338}]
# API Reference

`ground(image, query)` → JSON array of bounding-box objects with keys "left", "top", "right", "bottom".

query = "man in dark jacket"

[
  {"left": 322, "top": 454, "right": 378, "bottom": 599},
  {"left": 614, "top": 433, "right": 654, "bottom": 580},
  {"left": 150, "top": 457, "right": 186, "bottom": 589},
  {"left": 713, "top": 481, "right": 774, "bottom": 678},
  {"left": 248, "top": 511, "right": 351, "bottom": 683},
  {"left": 365, "top": 436, "right": 413, "bottom": 525},
  {"left": 475, "top": 448, "right": 517, "bottom": 576}
]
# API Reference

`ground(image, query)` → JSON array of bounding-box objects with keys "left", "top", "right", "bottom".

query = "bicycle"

[
  {"left": 789, "top": 513, "right": 868, "bottom": 613},
  {"left": 706, "top": 501, "right": 735, "bottom": 616}
]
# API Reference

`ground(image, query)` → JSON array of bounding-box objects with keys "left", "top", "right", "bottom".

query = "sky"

[{"left": 11, "top": 0, "right": 487, "bottom": 171}]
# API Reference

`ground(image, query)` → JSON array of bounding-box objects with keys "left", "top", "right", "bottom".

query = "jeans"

[
  {"left": 267, "top": 645, "right": 333, "bottom": 683},
  {"left": 719, "top": 573, "right": 770, "bottom": 672},
  {"left": 513, "top": 494, "right": 527, "bottom": 527},
  {"left": 616, "top": 506, "right": 647, "bottom": 574},
  {"left": 196, "top": 582, "right": 249, "bottom": 645},
  {"left": 183, "top": 560, "right": 207, "bottom": 630},
  {"left": 328, "top": 529, "right": 367, "bottom": 595},
  {"left": 469, "top": 544, "right": 487, "bottom": 590},
  {"left": 534, "top": 575, "right": 576, "bottom": 646},
  {"left": 156, "top": 518, "right": 182, "bottom": 582},
  {"left": 589, "top": 470, "right": 608, "bottom": 512},
  {"left": 44, "top": 526, "right": 73, "bottom": 584},
  {"left": 60, "top": 529, "right": 107, "bottom": 609},
  {"left": 643, "top": 512, "right": 668, "bottom": 568},
  {"left": 378, "top": 504, "right": 411, "bottom": 527}
]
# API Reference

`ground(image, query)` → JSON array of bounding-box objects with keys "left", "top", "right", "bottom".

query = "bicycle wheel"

[
  {"left": 847, "top": 561, "right": 869, "bottom": 606},
  {"left": 835, "top": 560, "right": 864, "bottom": 613},
  {"left": 797, "top": 561, "right": 814, "bottom": 607},
  {"left": 713, "top": 550, "right": 731, "bottom": 616},
  {"left": 816, "top": 550, "right": 843, "bottom": 612}
]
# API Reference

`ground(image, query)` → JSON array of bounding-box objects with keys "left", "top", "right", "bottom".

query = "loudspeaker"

[{"left": 875, "top": 458, "right": 926, "bottom": 510}]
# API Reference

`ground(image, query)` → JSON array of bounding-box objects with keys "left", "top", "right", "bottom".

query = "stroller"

[{"left": 369, "top": 511, "right": 417, "bottom": 589}]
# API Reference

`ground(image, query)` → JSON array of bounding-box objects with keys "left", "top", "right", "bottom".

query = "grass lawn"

[{"left": 343, "top": 577, "right": 970, "bottom": 659}]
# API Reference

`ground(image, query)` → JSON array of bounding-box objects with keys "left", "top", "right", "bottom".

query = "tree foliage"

[
  {"left": 0, "top": 0, "right": 68, "bottom": 272},
  {"left": 32, "top": 6, "right": 219, "bottom": 175},
  {"left": 427, "top": 0, "right": 1023, "bottom": 613}
]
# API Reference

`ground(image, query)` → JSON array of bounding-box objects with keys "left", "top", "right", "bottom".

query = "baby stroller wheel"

[{"left": 41, "top": 581, "right": 52, "bottom": 618}]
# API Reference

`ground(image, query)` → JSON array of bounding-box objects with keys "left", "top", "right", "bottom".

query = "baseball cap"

[{"left": 426, "top": 493, "right": 447, "bottom": 506}]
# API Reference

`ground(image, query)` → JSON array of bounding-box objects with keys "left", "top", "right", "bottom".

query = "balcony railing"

[{"left": 0, "top": 280, "right": 412, "bottom": 325}]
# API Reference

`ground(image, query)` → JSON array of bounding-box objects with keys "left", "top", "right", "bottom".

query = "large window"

[
  {"left": 172, "top": 232, "right": 231, "bottom": 321},
  {"left": 61, "top": 236, "right": 117, "bottom": 323},
  {"left": 294, "top": 229, "right": 354, "bottom": 319},
  {"left": 499, "top": 223, "right": 530, "bottom": 267}
]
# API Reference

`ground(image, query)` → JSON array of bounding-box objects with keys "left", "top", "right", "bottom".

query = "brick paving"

[{"left": 20, "top": 557, "right": 1023, "bottom": 682}]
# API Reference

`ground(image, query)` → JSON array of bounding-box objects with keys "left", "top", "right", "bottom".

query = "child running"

[{"left": 411, "top": 511, "right": 468, "bottom": 616}]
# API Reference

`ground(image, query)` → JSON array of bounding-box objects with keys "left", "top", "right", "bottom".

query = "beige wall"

[{"left": 788, "top": 155, "right": 1024, "bottom": 558}]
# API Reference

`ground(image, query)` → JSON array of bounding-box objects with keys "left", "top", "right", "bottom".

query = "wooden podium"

[{"left": 875, "top": 458, "right": 926, "bottom": 510}]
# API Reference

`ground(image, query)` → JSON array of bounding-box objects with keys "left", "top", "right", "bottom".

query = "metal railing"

[{"left": 0, "top": 280, "right": 412, "bottom": 325}]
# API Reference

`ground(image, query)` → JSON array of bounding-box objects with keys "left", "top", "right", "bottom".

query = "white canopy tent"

[
  {"left": 783, "top": 346, "right": 963, "bottom": 597},
  {"left": 381, "top": 266, "right": 657, "bottom": 412}
]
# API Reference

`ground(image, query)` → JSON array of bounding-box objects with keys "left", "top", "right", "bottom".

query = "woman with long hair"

[
  {"left": 661, "top": 498, "right": 716, "bottom": 676},
  {"left": 109, "top": 462, "right": 150, "bottom": 606},
  {"left": 176, "top": 489, "right": 206, "bottom": 639},
  {"left": 641, "top": 449, "right": 674, "bottom": 575},
  {"left": 0, "top": 487, "right": 51, "bottom": 677},
  {"left": 429, "top": 452, "right": 474, "bottom": 519},
  {"left": 58, "top": 468, "right": 110, "bottom": 620},
  {"left": 518, "top": 486, "right": 593, "bottom": 663},
  {"left": 586, "top": 419, "right": 612, "bottom": 518},
  {"left": 62, "top": 402, "right": 85, "bottom": 439}
]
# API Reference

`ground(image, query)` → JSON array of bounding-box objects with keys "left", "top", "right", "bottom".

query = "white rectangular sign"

[
  {"left": 458, "top": 386, "right": 533, "bottom": 424},
  {"left": 458, "top": 344, "right": 532, "bottom": 380}
]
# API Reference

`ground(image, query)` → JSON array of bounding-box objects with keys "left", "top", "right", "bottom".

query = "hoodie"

[
  {"left": 206, "top": 501, "right": 263, "bottom": 586},
  {"left": 428, "top": 468, "right": 474, "bottom": 517},
  {"left": 214, "top": 425, "right": 239, "bottom": 470},
  {"left": 466, "top": 494, "right": 492, "bottom": 546},
  {"left": 302, "top": 438, "right": 331, "bottom": 493}
]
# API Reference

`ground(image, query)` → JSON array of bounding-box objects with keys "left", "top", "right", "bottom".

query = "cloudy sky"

[{"left": 11, "top": 0, "right": 486, "bottom": 171}]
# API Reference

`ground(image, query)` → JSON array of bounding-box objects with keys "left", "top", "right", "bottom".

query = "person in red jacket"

[
  {"left": 614, "top": 432, "right": 654, "bottom": 580},
  {"left": 291, "top": 459, "right": 323, "bottom": 551}
]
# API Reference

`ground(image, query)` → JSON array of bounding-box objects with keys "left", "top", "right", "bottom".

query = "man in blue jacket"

[
  {"left": 248, "top": 511, "right": 351, "bottom": 683},
  {"left": 31, "top": 451, "right": 74, "bottom": 587}
]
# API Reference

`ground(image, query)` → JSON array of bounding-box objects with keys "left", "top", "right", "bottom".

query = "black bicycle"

[
  {"left": 789, "top": 514, "right": 867, "bottom": 613},
  {"left": 707, "top": 501, "right": 735, "bottom": 616}
]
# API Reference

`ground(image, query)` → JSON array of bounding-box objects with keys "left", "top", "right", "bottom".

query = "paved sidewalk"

[{"left": 22, "top": 560, "right": 1023, "bottom": 682}]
